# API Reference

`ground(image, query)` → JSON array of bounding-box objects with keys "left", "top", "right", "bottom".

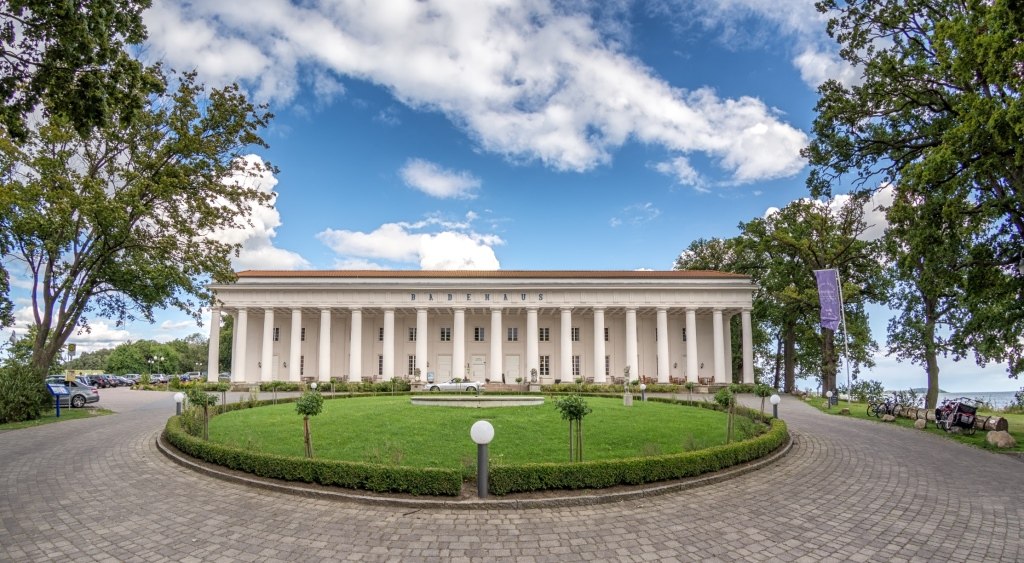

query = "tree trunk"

[
  {"left": 895, "top": 406, "right": 1009, "bottom": 432},
  {"left": 923, "top": 296, "right": 940, "bottom": 410},
  {"left": 783, "top": 323, "right": 796, "bottom": 393},
  {"left": 303, "top": 416, "right": 313, "bottom": 458}
]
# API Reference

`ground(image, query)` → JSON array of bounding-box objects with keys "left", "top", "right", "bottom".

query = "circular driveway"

[{"left": 1, "top": 389, "right": 1021, "bottom": 562}]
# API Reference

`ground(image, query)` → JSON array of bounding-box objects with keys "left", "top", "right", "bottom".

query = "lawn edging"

[{"left": 161, "top": 393, "right": 788, "bottom": 499}]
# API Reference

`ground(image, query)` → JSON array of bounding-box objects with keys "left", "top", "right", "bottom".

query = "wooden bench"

[{"left": 698, "top": 376, "right": 714, "bottom": 385}]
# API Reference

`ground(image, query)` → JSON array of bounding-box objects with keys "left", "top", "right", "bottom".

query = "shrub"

[
  {"left": 260, "top": 381, "right": 301, "bottom": 392},
  {"left": 168, "top": 375, "right": 183, "bottom": 389},
  {"left": 164, "top": 416, "right": 462, "bottom": 496},
  {"left": 844, "top": 379, "right": 885, "bottom": 403},
  {"left": 488, "top": 417, "right": 787, "bottom": 495},
  {"left": 0, "top": 364, "right": 49, "bottom": 423}
]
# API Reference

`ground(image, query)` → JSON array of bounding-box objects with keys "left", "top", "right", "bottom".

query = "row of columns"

[{"left": 208, "top": 306, "right": 755, "bottom": 385}]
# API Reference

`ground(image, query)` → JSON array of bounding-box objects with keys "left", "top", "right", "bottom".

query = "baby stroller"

[{"left": 934, "top": 397, "right": 980, "bottom": 435}]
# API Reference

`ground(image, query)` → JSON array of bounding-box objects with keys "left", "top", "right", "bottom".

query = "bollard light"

[
  {"left": 825, "top": 390, "right": 833, "bottom": 410},
  {"left": 311, "top": 382, "right": 318, "bottom": 390},
  {"left": 174, "top": 392, "right": 185, "bottom": 416},
  {"left": 470, "top": 420, "right": 494, "bottom": 499},
  {"left": 770, "top": 393, "right": 781, "bottom": 418}
]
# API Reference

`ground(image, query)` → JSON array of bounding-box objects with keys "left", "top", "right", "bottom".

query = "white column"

[
  {"left": 625, "top": 308, "right": 638, "bottom": 382},
  {"left": 560, "top": 307, "right": 572, "bottom": 382},
  {"left": 207, "top": 308, "right": 220, "bottom": 383},
  {"left": 724, "top": 313, "right": 734, "bottom": 383},
  {"left": 490, "top": 308, "right": 502, "bottom": 382},
  {"left": 383, "top": 308, "right": 395, "bottom": 380},
  {"left": 319, "top": 308, "right": 331, "bottom": 382},
  {"left": 656, "top": 308, "right": 670, "bottom": 384},
  {"left": 453, "top": 308, "right": 465, "bottom": 380},
  {"left": 261, "top": 308, "right": 274, "bottom": 382},
  {"left": 593, "top": 308, "right": 606, "bottom": 383},
  {"left": 235, "top": 309, "right": 247, "bottom": 383},
  {"left": 526, "top": 307, "right": 539, "bottom": 382},
  {"left": 416, "top": 308, "right": 428, "bottom": 382},
  {"left": 742, "top": 308, "right": 754, "bottom": 384},
  {"left": 713, "top": 309, "right": 725, "bottom": 383},
  {"left": 686, "top": 309, "right": 698, "bottom": 383},
  {"left": 289, "top": 308, "right": 302, "bottom": 382},
  {"left": 348, "top": 308, "right": 362, "bottom": 382}
]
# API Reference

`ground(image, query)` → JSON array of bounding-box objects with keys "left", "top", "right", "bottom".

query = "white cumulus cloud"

[
  {"left": 209, "top": 154, "right": 311, "bottom": 271},
  {"left": 317, "top": 212, "right": 502, "bottom": 270},
  {"left": 143, "top": 0, "right": 808, "bottom": 185},
  {"left": 400, "top": 159, "right": 481, "bottom": 199}
]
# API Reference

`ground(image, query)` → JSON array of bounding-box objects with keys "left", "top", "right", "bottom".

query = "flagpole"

[{"left": 834, "top": 269, "right": 852, "bottom": 406}]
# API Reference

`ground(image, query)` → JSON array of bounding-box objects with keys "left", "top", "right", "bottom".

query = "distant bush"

[
  {"left": 842, "top": 379, "right": 885, "bottom": 403},
  {"left": 0, "top": 364, "right": 49, "bottom": 423},
  {"left": 259, "top": 381, "right": 301, "bottom": 392}
]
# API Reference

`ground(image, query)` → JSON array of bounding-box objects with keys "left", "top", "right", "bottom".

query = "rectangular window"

[
  {"left": 300, "top": 355, "right": 305, "bottom": 376},
  {"left": 440, "top": 327, "right": 451, "bottom": 342},
  {"left": 604, "top": 327, "right": 609, "bottom": 342},
  {"left": 605, "top": 355, "right": 610, "bottom": 376},
  {"left": 409, "top": 327, "right": 417, "bottom": 342},
  {"left": 507, "top": 327, "right": 518, "bottom": 342},
  {"left": 378, "top": 327, "right": 384, "bottom": 342},
  {"left": 572, "top": 355, "right": 581, "bottom": 377},
  {"left": 539, "top": 327, "right": 550, "bottom": 342},
  {"left": 571, "top": 327, "right": 580, "bottom": 342},
  {"left": 301, "top": 327, "right": 306, "bottom": 342},
  {"left": 378, "top": 355, "right": 383, "bottom": 376},
  {"left": 408, "top": 355, "right": 416, "bottom": 375},
  {"left": 273, "top": 327, "right": 280, "bottom": 342},
  {"left": 539, "top": 355, "right": 550, "bottom": 376},
  {"left": 474, "top": 327, "right": 486, "bottom": 342}
]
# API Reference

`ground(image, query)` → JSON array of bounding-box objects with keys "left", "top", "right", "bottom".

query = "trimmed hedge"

[
  {"left": 163, "top": 412, "right": 462, "bottom": 496},
  {"left": 488, "top": 415, "right": 787, "bottom": 495},
  {"left": 164, "top": 392, "right": 785, "bottom": 498}
]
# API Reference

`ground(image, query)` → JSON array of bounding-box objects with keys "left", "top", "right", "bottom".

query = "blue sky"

[{"left": 4, "top": 1, "right": 1019, "bottom": 392}]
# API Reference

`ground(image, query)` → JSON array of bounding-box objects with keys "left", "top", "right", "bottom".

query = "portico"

[{"left": 207, "top": 270, "right": 756, "bottom": 386}]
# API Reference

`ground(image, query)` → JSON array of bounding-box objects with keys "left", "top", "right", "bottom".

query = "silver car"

[
  {"left": 45, "top": 377, "right": 100, "bottom": 408},
  {"left": 427, "top": 379, "right": 485, "bottom": 393}
]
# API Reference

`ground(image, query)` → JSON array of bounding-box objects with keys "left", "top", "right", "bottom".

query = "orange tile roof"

[{"left": 235, "top": 270, "right": 748, "bottom": 280}]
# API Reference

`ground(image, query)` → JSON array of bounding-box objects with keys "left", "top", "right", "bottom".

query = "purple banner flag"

[{"left": 814, "top": 269, "right": 842, "bottom": 330}]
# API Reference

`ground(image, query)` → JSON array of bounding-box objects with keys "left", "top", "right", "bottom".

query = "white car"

[{"left": 428, "top": 379, "right": 485, "bottom": 393}]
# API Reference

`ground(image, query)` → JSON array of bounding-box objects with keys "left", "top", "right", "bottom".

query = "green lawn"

[
  {"left": 207, "top": 396, "right": 747, "bottom": 468},
  {"left": 0, "top": 407, "right": 113, "bottom": 431},
  {"left": 811, "top": 399, "right": 1024, "bottom": 453}
]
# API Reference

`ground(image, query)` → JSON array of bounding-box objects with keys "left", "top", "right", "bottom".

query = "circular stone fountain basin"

[{"left": 410, "top": 395, "right": 545, "bottom": 408}]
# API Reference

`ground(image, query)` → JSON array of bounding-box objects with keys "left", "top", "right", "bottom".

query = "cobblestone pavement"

[{"left": 2, "top": 389, "right": 1022, "bottom": 562}]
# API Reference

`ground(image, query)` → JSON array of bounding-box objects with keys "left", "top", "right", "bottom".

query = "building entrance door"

[
  {"left": 470, "top": 355, "right": 486, "bottom": 380},
  {"left": 504, "top": 355, "right": 520, "bottom": 383},
  {"left": 437, "top": 354, "right": 452, "bottom": 379}
]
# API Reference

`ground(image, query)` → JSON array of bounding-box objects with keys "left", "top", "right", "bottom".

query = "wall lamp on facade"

[
  {"left": 257, "top": 361, "right": 262, "bottom": 368},
  {"left": 283, "top": 362, "right": 287, "bottom": 368}
]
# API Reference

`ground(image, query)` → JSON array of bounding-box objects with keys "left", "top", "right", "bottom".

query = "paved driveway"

[{"left": 1, "top": 389, "right": 1021, "bottom": 562}]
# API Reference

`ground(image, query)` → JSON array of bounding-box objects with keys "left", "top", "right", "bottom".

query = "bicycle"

[{"left": 867, "top": 393, "right": 900, "bottom": 418}]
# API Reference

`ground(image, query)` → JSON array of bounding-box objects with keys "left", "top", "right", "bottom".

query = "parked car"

[
  {"left": 114, "top": 376, "right": 134, "bottom": 386},
  {"left": 150, "top": 374, "right": 168, "bottom": 384},
  {"left": 44, "top": 377, "right": 100, "bottom": 408},
  {"left": 123, "top": 374, "right": 140, "bottom": 384},
  {"left": 218, "top": 372, "right": 231, "bottom": 382},
  {"left": 182, "top": 371, "right": 203, "bottom": 382},
  {"left": 427, "top": 378, "right": 485, "bottom": 393},
  {"left": 93, "top": 374, "right": 117, "bottom": 388}
]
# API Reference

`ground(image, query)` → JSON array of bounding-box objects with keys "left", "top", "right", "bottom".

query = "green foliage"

[
  {"left": 0, "top": 364, "right": 49, "bottom": 423},
  {"left": 1, "top": 69, "right": 274, "bottom": 375},
  {"left": 488, "top": 418, "right": 787, "bottom": 495},
  {"left": 844, "top": 379, "right": 885, "bottom": 403},
  {"left": 713, "top": 388, "right": 734, "bottom": 409},
  {"left": 807, "top": 0, "right": 1024, "bottom": 379},
  {"left": 164, "top": 417, "right": 462, "bottom": 496},
  {"left": 753, "top": 384, "right": 773, "bottom": 398},
  {"left": 1015, "top": 388, "right": 1024, "bottom": 410},
  {"left": 295, "top": 390, "right": 324, "bottom": 418},
  {"left": 260, "top": 381, "right": 301, "bottom": 392},
  {"left": 184, "top": 385, "right": 218, "bottom": 408},
  {"left": 554, "top": 395, "right": 592, "bottom": 422}
]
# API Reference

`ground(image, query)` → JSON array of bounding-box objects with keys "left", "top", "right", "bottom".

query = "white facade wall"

[{"left": 209, "top": 272, "right": 756, "bottom": 385}]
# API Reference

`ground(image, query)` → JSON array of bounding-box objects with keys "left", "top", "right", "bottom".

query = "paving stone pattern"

[{"left": 1, "top": 390, "right": 1022, "bottom": 562}]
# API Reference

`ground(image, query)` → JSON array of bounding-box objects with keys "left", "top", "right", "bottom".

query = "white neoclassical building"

[{"left": 206, "top": 270, "right": 756, "bottom": 386}]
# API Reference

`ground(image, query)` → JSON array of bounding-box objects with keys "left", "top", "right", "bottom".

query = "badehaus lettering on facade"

[{"left": 206, "top": 270, "right": 756, "bottom": 386}]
